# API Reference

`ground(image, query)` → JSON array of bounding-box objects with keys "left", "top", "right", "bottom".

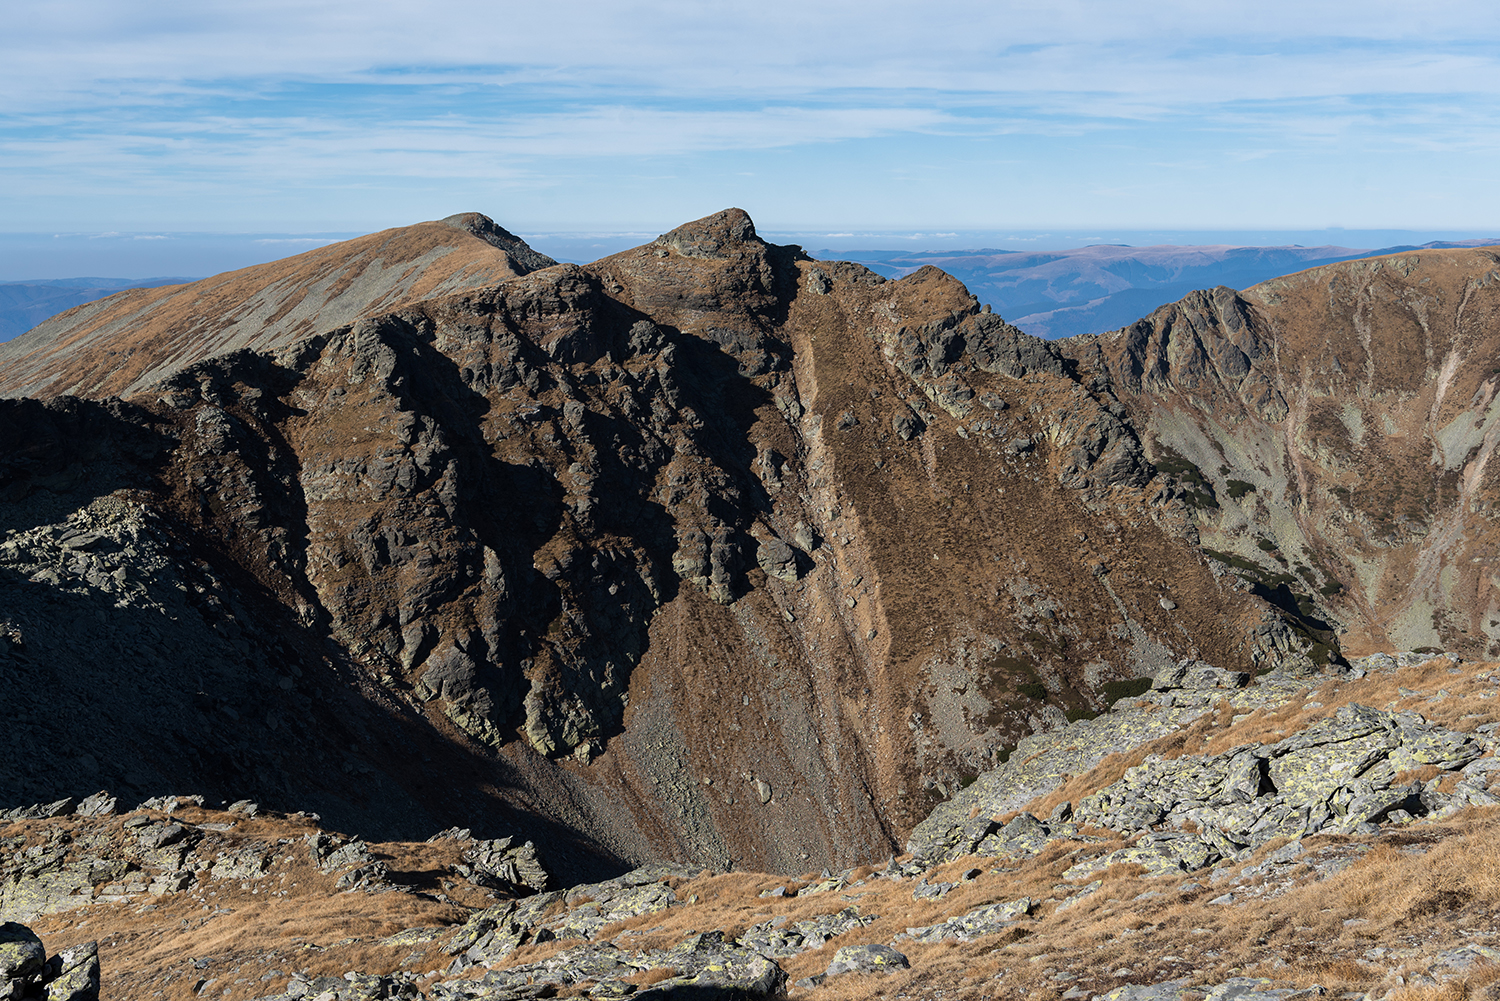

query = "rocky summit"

[{"left": 1, "top": 209, "right": 1499, "bottom": 999}]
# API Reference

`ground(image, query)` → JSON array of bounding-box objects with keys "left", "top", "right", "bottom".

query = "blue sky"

[{"left": 5, "top": 0, "right": 1500, "bottom": 262}]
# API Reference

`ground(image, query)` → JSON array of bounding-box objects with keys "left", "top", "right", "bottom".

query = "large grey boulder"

[
  {"left": 1153, "top": 660, "right": 1249, "bottom": 690},
  {"left": 739, "top": 906, "right": 875, "bottom": 958},
  {"left": 637, "top": 931, "right": 786, "bottom": 998},
  {"left": 755, "top": 538, "right": 800, "bottom": 582},
  {"left": 0, "top": 925, "right": 98, "bottom": 1001},
  {"left": 0, "top": 922, "right": 45, "bottom": 986},
  {"left": 898, "top": 896, "right": 1031, "bottom": 943},
  {"left": 443, "top": 892, "right": 564, "bottom": 969},
  {"left": 459, "top": 837, "right": 550, "bottom": 894}
]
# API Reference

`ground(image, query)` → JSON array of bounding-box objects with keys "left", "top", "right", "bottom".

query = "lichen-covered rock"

[
  {"left": 740, "top": 907, "right": 875, "bottom": 958},
  {"left": 823, "top": 943, "right": 910, "bottom": 976},
  {"left": 1063, "top": 832, "right": 1218, "bottom": 881},
  {"left": 44, "top": 940, "right": 100, "bottom": 1001},
  {"left": 905, "top": 681, "right": 1259, "bottom": 862},
  {"left": 1075, "top": 703, "right": 1485, "bottom": 859},
  {"left": 0, "top": 921, "right": 45, "bottom": 983},
  {"left": 1153, "top": 661, "right": 1249, "bottom": 690},
  {"left": 639, "top": 931, "right": 786, "bottom": 998},
  {"left": 544, "top": 880, "right": 675, "bottom": 941},
  {"left": 459, "top": 837, "right": 550, "bottom": 894},
  {"left": 0, "top": 852, "right": 95, "bottom": 921},
  {"left": 897, "top": 896, "right": 1031, "bottom": 944},
  {"left": 432, "top": 930, "right": 784, "bottom": 1001},
  {"left": 1092, "top": 981, "right": 1197, "bottom": 1001},
  {"left": 443, "top": 891, "right": 565, "bottom": 969}
]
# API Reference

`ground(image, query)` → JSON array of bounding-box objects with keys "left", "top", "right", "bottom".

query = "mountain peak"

[
  {"left": 655, "top": 207, "right": 759, "bottom": 259},
  {"left": 440, "top": 212, "right": 558, "bottom": 274}
]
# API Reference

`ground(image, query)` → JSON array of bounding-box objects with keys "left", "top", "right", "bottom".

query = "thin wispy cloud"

[{"left": 4, "top": 0, "right": 1500, "bottom": 233}]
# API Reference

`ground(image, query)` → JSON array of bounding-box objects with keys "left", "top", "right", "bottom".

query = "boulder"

[
  {"left": 739, "top": 907, "right": 875, "bottom": 958},
  {"left": 434, "top": 931, "right": 785, "bottom": 1001},
  {"left": 824, "top": 943, "right": 910, "bottom": 977},
  {"left": 1075, "top": 704, "right": 1484, "bottom": 861},
  {"left": 1154, "top": 660, "right": 1250, "bottom": 690},
  {"left": 755, "top": 538, "right": 799, "bottom": 582},
  {"left": 0, "top": 922, "right": 45, "bottom": 985},
  {"left": 637, "top": 931, "right": 786, "bottom": 998},
  {"left": 44, "top": 941, "right": 99, "bottom": 1001},
  {"left": 461, "top": 837, "right": 550, "bottom": 894},
  {"left": 899, "top": 896, "right": 1031, "bottom": 943}
]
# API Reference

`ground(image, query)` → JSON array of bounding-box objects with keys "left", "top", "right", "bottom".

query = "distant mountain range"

[
  {"left": 0, "top": 277, "right": 198, "bottom": 341},
  {"left": 817, "top": 240, "right": 1500, "bottom": 339}
]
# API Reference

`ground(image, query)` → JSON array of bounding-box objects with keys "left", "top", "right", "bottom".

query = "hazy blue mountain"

[
  {"left": 0, "top": 277, "right": 196, "bottom": 341},
  {"left": 816, "top": 240, "right": 1499, "bottom": 339}
]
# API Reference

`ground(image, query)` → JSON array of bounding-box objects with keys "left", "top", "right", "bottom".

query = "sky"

[{"left": 4, "top": 1, "right": 1500, "bottom": 275}]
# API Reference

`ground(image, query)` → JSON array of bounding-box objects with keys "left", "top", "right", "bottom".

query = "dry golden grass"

[{"left": 1392, "top": 964, "right": 1500, "bottom": 1000}]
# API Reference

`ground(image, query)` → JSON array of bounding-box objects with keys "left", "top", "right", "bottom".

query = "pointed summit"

[
  {"left": 655, "top": 208, "right": 760, "bottom": 259},
  {"left": 441, "top": 212, "right": 558, "bottom": 274},
  {"left": 0, "top": 214, "right": 551, "bottom": 399}
]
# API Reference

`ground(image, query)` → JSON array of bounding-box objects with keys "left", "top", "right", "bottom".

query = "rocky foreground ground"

[{"left": 3, "top": 651, "right": 1499, "bottom": 1000}]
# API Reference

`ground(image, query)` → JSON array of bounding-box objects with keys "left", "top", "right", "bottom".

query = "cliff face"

[
  {"left": 1064, "top": 249, "right": 1500, "bottom": 660},
  {"left": 0, "top": 210, "right": 1344, "bottom": 877}
]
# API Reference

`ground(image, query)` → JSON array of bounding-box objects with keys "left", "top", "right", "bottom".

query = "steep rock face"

[
  {"left": 0, "top": 210, "right": 1308, "bottom": 875},
  {"left": 1064, "top": 249, "right": 1500, "bottom": 659}
]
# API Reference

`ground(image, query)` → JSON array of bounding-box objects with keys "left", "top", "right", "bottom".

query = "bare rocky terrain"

[
  {"left": 4, "top": 651, "right": 1500, "bottom": 1001},
  {"left": 1, "top": 208, "right": 1499, "bottom": 999}
]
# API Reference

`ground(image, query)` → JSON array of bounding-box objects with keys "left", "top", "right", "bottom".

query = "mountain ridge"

[
  {"left": 827, "top": 239, "right": 1500, "bottom": 339},
  {"left": 2, "top": 208, "right": 1497, "bottom": 888}
]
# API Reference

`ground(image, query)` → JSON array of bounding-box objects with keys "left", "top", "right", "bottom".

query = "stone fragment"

[
  {"left": 71, "top": 793, "right": 115, "bottom": 818},
  {"left": 43, "top": 941, "right": 99, "bottom": 1001},
  {"left": 823, "top": 943, "right": 909, "bottom": 977},
  {"left": 755, "top": 538, "right": 799, "bottom": 582},
  {"left": 136, "top": 823, "right": 185, "bottom": 850}
]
